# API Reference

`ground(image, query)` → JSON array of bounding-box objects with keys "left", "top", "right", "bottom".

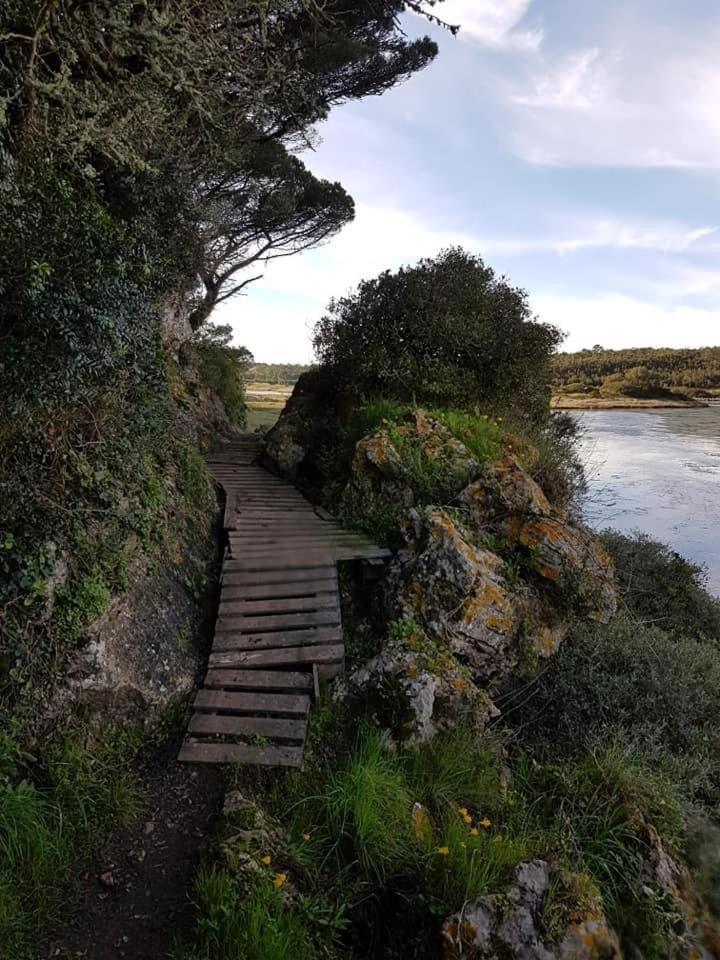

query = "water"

[{"left": 574, "top": 405, "right": 720, "bottom": 595}]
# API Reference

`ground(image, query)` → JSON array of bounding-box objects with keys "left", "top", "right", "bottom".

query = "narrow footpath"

[{"left": 179, "top": 435, "right": 389, "bottom": 767}]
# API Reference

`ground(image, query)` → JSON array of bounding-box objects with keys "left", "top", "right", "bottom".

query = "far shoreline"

[{"left": 551, "top": 395, "right": 711, "bottom": 410}]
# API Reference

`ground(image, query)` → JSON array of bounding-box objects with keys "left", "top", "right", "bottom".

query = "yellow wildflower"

[
  {"left": 302, "top": 833, "right": 311, "bottom": 842},
  {"left": 436, "top": 846, "right": 450, "bottom": 856},
  {"left": 463, "top": 814, "right": 472, "bottom": 825},
  {"left": 480, "top": 817, "right": 492, "bottom": 829},
  {"left": 273, "top": 873, "right": 287, "bottom": 889},
  {"left": 469, "top": 827, "right": 479, "bottom": 837},
  {"left": 457, "top": 807, "right": 469, "bottom": 817},
  {"left": 261, "top": 855, "right": 271, "bottom": 865}
]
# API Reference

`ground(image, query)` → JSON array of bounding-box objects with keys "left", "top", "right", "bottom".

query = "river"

[{"left": 573, "top": 405, "right": 720, "bottom": 595}]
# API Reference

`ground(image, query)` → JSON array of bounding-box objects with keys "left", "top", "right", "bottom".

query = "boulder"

[
  {"left": 442, "top": 861, "right": 622, "bottom": 960},
  {"left": 346, "top": 621, "right": 498, "bottom": 743},
  {"left": 388, "top": 508, "right": 552, "bottom": 680},
  {"left": 341, "top": 410, "right": 482, "bottom": 522}
]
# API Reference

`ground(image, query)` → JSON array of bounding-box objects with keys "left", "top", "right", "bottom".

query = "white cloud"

[
  {"left": 438, "top": 0, "right": 542, "bottom": 51},
  {"left": 507, "top": 27, "right": 720, "bottom": 169},
  {"left": 533, "top": 292, "right": 719, "bottom": 352},
  {"left": 215, "top": 202, "right": 720, "bottom": 360}
]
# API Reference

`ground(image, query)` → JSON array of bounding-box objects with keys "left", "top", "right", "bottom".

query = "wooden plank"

[
  {"left": 215, "top": 609, "right": 341, "bottom": 633},
  {"left": 209, "top": 644, "right": 344, "bottom": 669},
  {"left": 212, "top": 626, "right": 342, "bottom": 652},
  {"left": 204, "top": 669, "right": 313, "bottom": 691},
  {"left": 313, "top": 663, "right": 320, "bottom": 701},
  {"left": 219, "top": 594, "right": 339, "bottom": 616},
  {"left": 222, "top": 548, "right": 389, "bottom": 569},
  {"left": 187, "top": 714, "right": 307, "bottom": 739},
  {"left": 221, "top": 579, "right": 337, "bottom": 601},
  {"left": 193, "top": 689, "right": 310, "bottom": 715},
  {"left": 178, "top": 741, "right": 303, "bottom": 767},
  {"left": 221, "top": 566, "right": 336, "bottom": 585}
]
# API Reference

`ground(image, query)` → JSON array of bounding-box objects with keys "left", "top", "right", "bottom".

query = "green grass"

[
  {"left": 246, "top": 406, "right": 282, "bottom": 431},
  {"left": 0, "top": 726, "right": 142, "bottom": 957},
  {"left": 174, "top": 871, "right": 319, "bottom": 960}
]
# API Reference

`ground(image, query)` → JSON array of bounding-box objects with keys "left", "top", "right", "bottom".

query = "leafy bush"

[
  {"left": 503, "top": 611, "right": 720, "bottom": 807},
  {"left": 191, "top": 323, "right": 252, "bottom": 426},
  {"left": 600, "top": 530, "right": 720, "bottom": 639},
  {"left": 313, "top": 247, "right": 562, "bottom": 421}
]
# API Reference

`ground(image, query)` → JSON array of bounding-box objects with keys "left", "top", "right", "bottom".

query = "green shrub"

[
  {"left": 313, "top": 247, "right": 562, "bottom": 421},
  {"left": 600, "top": 530, "right": 720, "bottom": 639},
  {"left": 502, "top": 612, "right": 720, "bottom": 807},
  {"left": 191, "top": 324, "right": 252, "bottom": 427}
]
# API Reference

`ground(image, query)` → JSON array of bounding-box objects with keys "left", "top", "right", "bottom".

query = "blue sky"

[{"left": 217, "top": 0, "right": 720, "bottom": 362}]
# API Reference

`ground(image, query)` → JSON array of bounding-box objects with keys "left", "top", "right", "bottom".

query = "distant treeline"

[
  {"left": 246, "top": 363, "right": 313, "bottom": 385},
  {"left": 553, "top": 346, "right": 720, "bottom": 398}
]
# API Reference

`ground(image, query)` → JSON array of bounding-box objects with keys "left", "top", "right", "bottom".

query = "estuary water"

[{"left": 574, "top": 405, "right": 720, "bottom": 594}]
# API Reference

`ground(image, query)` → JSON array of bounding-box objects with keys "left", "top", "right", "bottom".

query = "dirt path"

[{"left": 45, "top": 738, "right": 224, "bottom": 960}]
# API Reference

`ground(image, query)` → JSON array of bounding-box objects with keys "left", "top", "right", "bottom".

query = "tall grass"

[{"left": 0, "top": 727, "right": 141, "bottom": 957}]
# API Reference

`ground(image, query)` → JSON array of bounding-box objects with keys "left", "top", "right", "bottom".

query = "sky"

[{"left": 216, "top": 0, "right": 720, "bottom": 362}]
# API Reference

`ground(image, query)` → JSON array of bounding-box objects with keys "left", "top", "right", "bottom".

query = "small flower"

[
  {"left": 302, "top": 833, "right": 311, "bottom": 842},
  {"left": 457, "top": 807, "right": 469, "bottom": 817},
  {"left": 261, "top": 855, "right": 271, "bottom": 865},
  {"left": 436, "top": 846, "right": 450, "bottom": 856},
  {"left": 273, "top": 872, "right": 287, "bottom": 889},
  {"left": 460, "top": 842, "right": 467, "bottom": 849},
  {"left": 659, "top": 799, "right": 667, "bottom": 807},
  {"left": 469, "top": 827, "right": 479, "bottom": 837},
  {"left": 480, "top": 817, "right": 492, "bottom": 829},
  {"left": 463, "top": 814, "right": 472, "bottom": 824}
]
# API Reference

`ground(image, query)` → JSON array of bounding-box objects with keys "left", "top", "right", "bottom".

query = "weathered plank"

[
  {"left": 209, "top": 644, "right": 344, "bottom": 669},
  {"left": 204, "top": 669, "right": 313, "bottom": 691},
  {"left": 187, "top": 714, "right": 307, "bottom": 739},
  {"left": 221, "top": 578, "right": 337, "bottom": 601},
  {"left": 219, "top": 594, "right": 339, "bottom": 616},
  {"left": 221, "top": 566, "right": 336, "bottom": 585},
  {"left": 212, "top": 626, "right": 342, "bottom": 652},
  {"left": 178, "top": 741, "right": 303, "bottom": 767},
  {"left": 215, "top": 609, "right": 341, "bottom": 633},
  {"left": 193, "top": 689, "right": 310, "bottom": 715}
]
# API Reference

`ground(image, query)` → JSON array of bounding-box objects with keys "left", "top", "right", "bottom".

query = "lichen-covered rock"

[
  {"left": 388, "top": 508, "right": 533, "bottom": 680},
  {"left": 346, "top": 621, "right": 498, "bottom": 742},
  {"left": 459, "top": 454, "right": 552, "bottom": 520},
  {"left": 501, "top": 515, "right": 616, "bottom": 622},
  {"left": 341, "top": 410, "right": 482, "bottom": 522},
  {"left": 442, "top": 861, "right": 622, "bottom": 960}
]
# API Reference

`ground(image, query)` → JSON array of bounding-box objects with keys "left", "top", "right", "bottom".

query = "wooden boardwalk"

[{"left": 178, "top": 436, "right": 389, "bottom": 767}]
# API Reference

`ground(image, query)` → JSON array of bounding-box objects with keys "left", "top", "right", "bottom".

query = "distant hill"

[
  {"left": 245, "top": 362, "right": 313, "bottom": 385},
  {"left": 552, "top": 346, "right": 720, "bottom": 399}
]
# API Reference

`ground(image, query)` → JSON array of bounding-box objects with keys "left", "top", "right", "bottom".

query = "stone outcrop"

[
  {"left": 442, "top": 860, "right": 622, "bottom": 960},
  {"left": 342, "top": 620, "right": 498, "bottom": 743}
]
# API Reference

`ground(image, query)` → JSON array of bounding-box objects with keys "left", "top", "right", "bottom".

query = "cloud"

[
  {"left": 438, "top": 0, "right": 542, "bottom": 51},
  {"left": 215, "top": 202, "right": 720, "bottom": 360},
  {"left": 507, "top": 25, "right": 720, "bottom": 169},
  {"left": 533, "top": 292, "right": 719, "bottom": 352}
]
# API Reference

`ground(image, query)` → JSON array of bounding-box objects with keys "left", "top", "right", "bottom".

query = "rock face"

[
  {"left": 341, "top": 410, "right": 481, "bottom": 519},
  {"left": 442, "top": 860, "right": 622, "bottom": 960},
  {"left": 344, "top": 619, "right": 498, "bottom": 743}
]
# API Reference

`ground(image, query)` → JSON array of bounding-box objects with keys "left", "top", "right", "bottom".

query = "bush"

[
  {"left": 191, "top": 323, "right": 252, "bottom": 427},
  {"left": 600, "top": 530, "right": 720, "bottom": 639},
  {"left": 313, "top": 247, "right": 562, "bottom": 422},
  {"left": 503, "top": 612, "right": 720, "bottom": 807}
]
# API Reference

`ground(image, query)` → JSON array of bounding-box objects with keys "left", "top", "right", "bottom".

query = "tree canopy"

[{"left": 313, "top": 247, "right": 563, "bottom": 420}]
